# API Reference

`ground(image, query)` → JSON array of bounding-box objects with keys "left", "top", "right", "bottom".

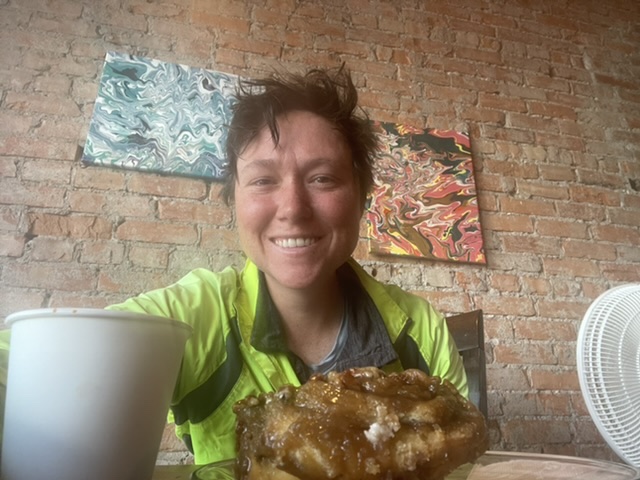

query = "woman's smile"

[{"left": 273, "top": 237, "right": 319, "bottom": 248}]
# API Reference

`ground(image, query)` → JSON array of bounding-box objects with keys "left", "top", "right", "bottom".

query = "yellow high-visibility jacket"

[{"left": 0, "top": 258, "right": 467, "bottom": 465}]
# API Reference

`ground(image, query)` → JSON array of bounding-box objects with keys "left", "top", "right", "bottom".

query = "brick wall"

[{"left": 1, "top": 0, "right": 639, "bottom": 466}]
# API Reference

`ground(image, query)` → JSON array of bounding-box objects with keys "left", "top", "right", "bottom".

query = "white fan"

[{"left": 577, "top": 283, "right": 640, "bottom": 467}]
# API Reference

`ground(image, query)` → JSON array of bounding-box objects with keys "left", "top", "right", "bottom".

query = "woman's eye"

[
  {"left": 251, "top": 177, "right": 275, "bottom": 186},
  {"left": 312, "top": 175, "right": 334, "bottom": 185}
]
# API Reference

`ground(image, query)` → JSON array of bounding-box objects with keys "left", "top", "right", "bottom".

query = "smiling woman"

[
  {"left": 235, "top": 111, "right": 362, "bottom": 297},
  {"left": 78, "top": 67, "right": 469, "bottom": 466}
]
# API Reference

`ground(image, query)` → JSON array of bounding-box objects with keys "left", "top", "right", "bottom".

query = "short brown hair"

[{"left": 221, "top": 66, "right": 378, "bottom": 206}]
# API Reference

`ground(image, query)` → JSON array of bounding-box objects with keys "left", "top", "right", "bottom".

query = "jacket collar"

[{"left": 238, "top": 258, "right": 408, "bottom": 379}]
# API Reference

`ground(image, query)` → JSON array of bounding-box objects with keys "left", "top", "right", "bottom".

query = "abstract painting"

[
  {"left": 81, "top": 52, "right": 238, "bottom": 180},
  {"left": 366, "top": 121, "right": 486, "bottom": 264}
]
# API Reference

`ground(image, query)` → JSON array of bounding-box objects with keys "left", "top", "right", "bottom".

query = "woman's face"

[{"left": 234, "top": 110, "right": 363, "bottom": 293}]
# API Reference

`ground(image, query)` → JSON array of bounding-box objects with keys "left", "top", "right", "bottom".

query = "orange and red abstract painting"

[{"left": 366, "top": 121, "right": 486, "bottom": 264}]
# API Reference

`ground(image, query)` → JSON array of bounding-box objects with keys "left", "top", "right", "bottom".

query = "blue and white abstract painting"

[{"left": 81, "top": 52, "right": 239, "bottom": 180}]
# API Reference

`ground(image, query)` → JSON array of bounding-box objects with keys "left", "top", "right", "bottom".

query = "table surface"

[
  {"left": 151, "top": 452, "right": 640, "bottom": 480},
  {"left": 150, "top": 463, "right": 476, "bottom": 480}
]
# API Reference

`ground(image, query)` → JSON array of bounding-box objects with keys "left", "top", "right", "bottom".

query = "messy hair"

[{"left": 221, "top": 66, "right": 378, "bottom": 206}]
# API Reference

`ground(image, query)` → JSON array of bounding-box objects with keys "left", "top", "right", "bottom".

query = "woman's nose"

[{"left": 277, "top": 179, "right": 312, "bottom": 220}]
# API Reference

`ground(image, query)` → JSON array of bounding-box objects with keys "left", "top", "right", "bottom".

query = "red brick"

[
  {"left": 105, "top": 193, "right": 155, "bottom": 218},
  {"left": 73, "top": 166, "right": 126, "bottom": 190},
  {"left": 29, "top": 237, "right": 75, "bottom": 262},
  {"left": 0, "top": 178, "right": 66, "bottom": 208},
  {"left": 0, "top": 135, "right": 77, "bottom": 160},
  {"left": 200, "top": 226, "right": 241, "bottom": 251},
  {"left": 528, "top": 100, "right": 578, "bottom": 120},
  {"left": 130, "top": 2, "right": 187, "bottom": 19},
  {"left": 22, "top": 159, "right": 73, "bottom": 184},
  {"left": 537, "top": 299, "right": 590, "bottom": 320},
  {"left": 0, "top": 157, "right": 18, "bottom": 177},
  {"left": 47, "top": 292, "right": 112, "bottom": 309},
  {"left": 28, "top": 213, "right": 112, "bottom": 239},
  {"left": 536, "top": 219, "right": 589, "bottom": 239},
  {"left": 158, "top": 199, "right": 232, "bottom": 225},
  {"left": 538, "top": 164, "right": 576, "bottom": 182},
  {"left": 191, "top": 0, "right": 249, "bottom": 17},
  {"left": 68, "top": 191, "right": 107, "bottom": 213},
  {"left": 453, "top": 271, "right": 487, "bottom": 291},
  {"left": 601, "top": 262, "right": 640, "bottom": 282},
  {"left": 489, "top": 273, "right": 520, "bottom": 292},
  {"left": 218, "top": 33, "right": 282, "bottom": 57},
  {"left": 214, "top": 48, "right": 247, "bottom": 70},
  {"left": 481, "top": 125, "right": 535, "bottom": 144},
  {"left": 486, "top": 252, "right": 542, "bottom": 273},
  {"left": 479, "top": 93, "right": 527, "bottom": 113},
  {"left": 514, "top": 319, "right": 575, "bottom": 342},
  {"left": 530, "top": 368, "right": 580, "bottom": 391},
  {"left": 80, "top": 240, "right": 125, "bottom": 265},
  {"left": 3, "top": 262, "right": 96, "bottom": 291},
  {"left": 5, "top": 92, "right": 81, "bottom": 117},
  {"left": 0, "top": 207, "right": 21, "bottom": 232},
  {"left": 593, "top": 224, "right": 639, "bottom": 244},
  {"left": 481, "top": 212, "right": 534, "bottom": 233},
  {"left": 34, "top": 117, "right": 85, "bottom": 140},
  {"left": 503, "top": 419, "right": 572, "bottom": 445},
  {"left": 556, "top": 202, "right": 606, "bottom": 222},
  {"left": 617, "top": 245, "right": 640, "bottom": 262},
  {"left": 543, "top": 258, "right": 601, "bottom": 277},
  {"left": 482, "top": 159, "right": 538, "bottom": 179},
  {"left": 127, "top": 174, "right": 207, "bottom": 200},
  {"left": 0, "top": 288, "right": 47, "bottom": 319},
  {"left": 486, "top": 365, "right": 530, "bottom": 391},
  {"left": 168, "top": 249, "right": 210, "bottom": 272},
  {"left": 0, "top": 233, "right": 26, "bottom": 257},
  {"left": 474, "top": 173, "right": 516, "bottom": 193},
  {"left": 501, "top": 197, "right": 555, "bottom": 216},
  {"left": 535, "top": 132, "right": 585, "bottom": 151},
  {"left": 623, "top": 193, "right": 640, "bottom": 209},
  {"left": 609, "top": 208, "right": 640, "bottom": 227},
  {"left": 475, "top": 295, "right": 536, "bottom": 316},
  {"left": 412, "top": 290, "right": 472, "bottom": 314},
  {"left": 494, "top": 343, "right": 557, "bottom": 365},
  {"left": 116, "top": 220, "right": 197, "bottom": 245},
  {"left": 129, "top": 245, "right": 170, "bottom": 268},
  {"left": 191, "top": 12, "right": 250, "bottom": 33},
  {"left": 502, "top": 235, "right": 560, "bottom": 255},
  {"left": 563, "top": 239, "right": 617, "bottom": 261},
  {"left": 97, "top": 268, "right": 173, "bottom": 293},
  {"left": 521, "top": 276, "right": 552, "bottom": 295},
  {"left": 578, "top": 169, "right": 627, "bottom": 189},
  {"left": 0, "top": 113, "right": 35, "bottom": 135}
]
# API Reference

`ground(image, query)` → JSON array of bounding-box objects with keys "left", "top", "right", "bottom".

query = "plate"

[
  {"left": 191, "top": 452, "right": 640, "bottom": 479},
  {"left": 464, "top": 451, "right": 640, "bottom": 479}
]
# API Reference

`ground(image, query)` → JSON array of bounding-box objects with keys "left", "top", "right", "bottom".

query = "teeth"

[{"left": 275, "top": 238, "right": 316, "bottom": 248}]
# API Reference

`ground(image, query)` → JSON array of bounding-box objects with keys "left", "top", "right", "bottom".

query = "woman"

[{"left": 107, "top": 66, "right": 467, "bottom": 464}]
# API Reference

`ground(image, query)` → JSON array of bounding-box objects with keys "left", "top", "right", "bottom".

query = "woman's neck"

[{"left": 265, "top": 274, "right": 345, "bottom": 365}]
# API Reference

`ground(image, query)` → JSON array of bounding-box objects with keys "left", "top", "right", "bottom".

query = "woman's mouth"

[{"left": 274, "top": 238, "right": 318, "bottom": 248}]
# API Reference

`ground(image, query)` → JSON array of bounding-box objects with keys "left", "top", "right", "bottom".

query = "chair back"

[{"left": 445, "top": 309, "right": 487, "bottom": 417}]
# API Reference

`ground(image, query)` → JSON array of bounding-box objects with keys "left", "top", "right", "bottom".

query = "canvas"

[
  {"left": 367, "top": 121, "right": 486, "bottom": 264},
  {"left": 81, "top": 52, "right": 238, "bottom": 180}
]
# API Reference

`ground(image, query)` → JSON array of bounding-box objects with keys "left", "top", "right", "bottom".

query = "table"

[{"left": 151, "top": 451, "right": 640, "bottom": 480}]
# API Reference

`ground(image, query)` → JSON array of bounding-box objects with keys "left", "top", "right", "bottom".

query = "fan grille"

[{"left": 577, "top": 284, "right": 640, "bottom": 467}]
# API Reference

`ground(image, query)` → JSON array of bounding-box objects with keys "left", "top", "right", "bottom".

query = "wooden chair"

[{"left": 445, "top": 309, "right": 488, "bottom": 417}]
